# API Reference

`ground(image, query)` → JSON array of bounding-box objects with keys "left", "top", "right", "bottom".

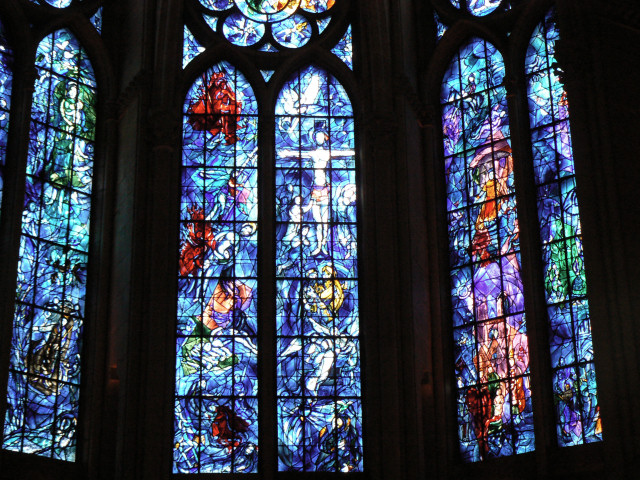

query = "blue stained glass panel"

[
  {"left": 199, "top": 0, "right": 234, "bottom": 10},
  {"left": 468, "top": 0, "right": 502, "bottom": 16},
  {"left": 43, "top": 0, "right": 73, "bottom": 7},
  {"left": 275, "top": 66, "right": 362, "bottom": 472},
  {"left": 175, "top": 62, "right": 259, "bottom": 474},
  {"left": 317, "top": 17, "right": 331, "bottom": 34},
  {"left": 272, "top": 15, "right": 312, "bottom": 49},
  {"left": 260, "top": 70, "right": 275, "bottom": 82},
  {"left": 435, "top": 12, "right": 447, "bottom": 42},
  {"left": 442, "top": 38, "right": 535, "bottom": 462},
  {"left": 331, "top": 25, "right": 353, "bottom": 70},
  {"left": 90, "top": 7, "right": 103, "bottom": 34},
  {"left": 184, "top": 27, "right": 205, "bottom": 69},
  {"left": 0, "top": 19, "right": 13, "bottom": 221},
  {"left": 223, "top": 13, "right": 265, "bottom": 47},
  {"left": 3, "top": 29, "right": 96, "bottom": 461},
  {"left": 526, "top": 9, "right": 602, "bottom": 446}
]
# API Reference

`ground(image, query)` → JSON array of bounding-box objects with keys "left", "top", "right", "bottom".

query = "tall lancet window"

[
  {"left": 3, "top": 29, "right": 96, "bottom": 461},
  {"left": 442, "top": 38, "right": 534, "bottom": 462},
  {"left": 0, "top": 19, "right": 13, "bottom": 220},
  {"left": 176, "top": 0, "right": 362, "bottom": 474},
  {"left": 176, "top": 62, "right": 259, "bottom": 474},
  {"left": 526, "top": 9, "right": 602, "bottom": 447},
  {"left": 275, "top": 66, "right": 362, "bottom": 472}
]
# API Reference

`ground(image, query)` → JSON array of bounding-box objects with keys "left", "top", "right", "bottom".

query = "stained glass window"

[
  {"left": 526, "top": 9, "right": 602, "bottom": 447},
  {"left": 275, "top": 65, "right": 362, "bottom": 472},
  {"left": 2, "top": 29, "right": 96, "bottom": 461},
  {"left": 174, "top": 62, "right": 259, "bottom": 474},
  {"left": 178, "top": 1, "right": 360, "bottom": 473},
  {"left": 0, "top": 19, "right": 13, "bottom": 221},
  {"left": 190, "top": 0, "right": 337, "bottom": 50},
  {"left": 441, "top": 38, "right": 535, "bottom": 462}
]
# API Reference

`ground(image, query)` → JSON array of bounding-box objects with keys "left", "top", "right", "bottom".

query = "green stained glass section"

[
  {"left": 526, "top": 9, "right": 602, "bottom": 447},
  {"left": 3, "top": 29, "right": 96, "bottom": 461}
]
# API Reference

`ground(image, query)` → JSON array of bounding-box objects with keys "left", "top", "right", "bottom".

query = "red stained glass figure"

[
  {"left": 187, "top": 72, "right": 243, "bottom": 145},
  {"left": 179, "top": 206, "right": 217, "bottom": 276},
  {"left": 211, "top": 405, "right": 250, "bottom": 452}
]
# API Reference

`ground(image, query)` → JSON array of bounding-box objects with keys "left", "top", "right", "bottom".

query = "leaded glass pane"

[
  {"left": 2, "top": 29, "right": 96, "bottom": 461},
  {"left": 526, "top": 9, "right": 603, "bottom": 447},
  {"left": 174, "top": 62, "right": 259, "bottom": 474},
  {"left": 441, "top": 38, "right": 535, "bottom": 462},
  {"left": 0, "top": 19, "right": 13, "bottom": 221},
  {"left": 275, "top": 66, "right": 362, "bottom": 472}
]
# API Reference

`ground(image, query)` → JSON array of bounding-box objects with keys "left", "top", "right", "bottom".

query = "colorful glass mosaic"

[
  {"left": 192, "top": 0, "right": 337, "bottom": 50},
  {"left": 2, "top": 29, "right": 96, "bottom": 461},
  {"left": 275, "top": 66, "right": 362, "bottom": 472},
  {"left": 441, "top": 38, "right": 535, "bottom": 461},
  {"left": 526, "top": 9, "right": 602, "bottom": 447},
  {"left": 174, "top": 62, "right": 259, "bottom": 474},
  {"left": 0, "top": 19, "right": 13, "bottom": 221}
]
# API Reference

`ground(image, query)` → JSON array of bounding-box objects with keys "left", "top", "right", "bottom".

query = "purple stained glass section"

[
  {"left": 174, "top": 62, "right": 259, "bottom": 474},
  {"left": 441, "top": 38, "right": 535, "bottom": 462},
  {"left": 526, "top": 9, "right": 602, "bottom": 447},
  {"left": 275, "top": 66, "right": 362, "bottom": 472},
  {"left": 0, "top": 20, "right": 13, "bottom": 221},
  {"left": 2, "top": 29, "right": 96, "bottom": 461}
]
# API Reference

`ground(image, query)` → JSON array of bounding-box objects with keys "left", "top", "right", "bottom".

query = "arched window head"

[
  {"left": 275, "top": 65, "right": 362, "bottom": 472},
  {"left": 441, "top": 38, "right": 535, "bottom": 462},
  {"left": 526, "top": 8, "right": 603, "bottom": 447},
  {"left": 175, "top": 62, "right": 259, "bottom": 474},
  {"left": 3, "top": 29, "right": 96, "bottom": 462}
]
